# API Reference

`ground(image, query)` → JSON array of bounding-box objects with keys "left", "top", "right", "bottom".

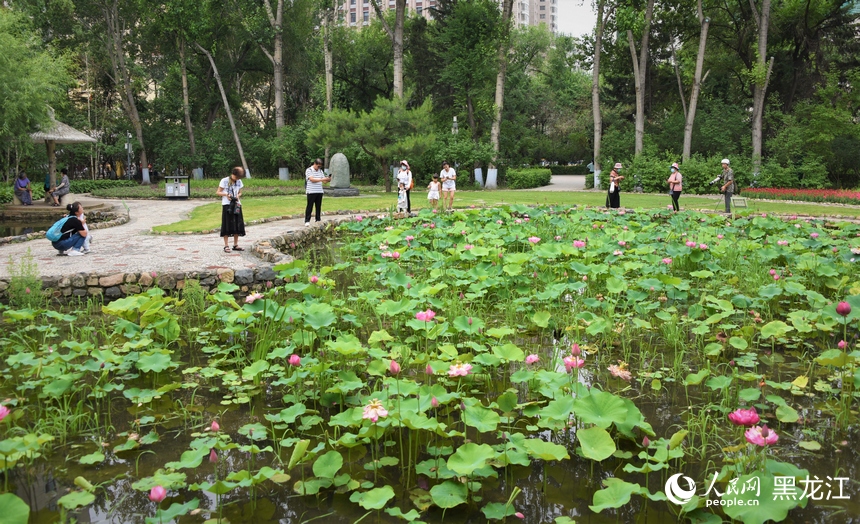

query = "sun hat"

[
  {"left": 614, "top": 163, "right": 623, "bottom": 169},
  {"left": 671, "top": 162, "right": 680, "bottom": 170},
  {"left": 721, "top": 158, "right": 730, "bottom": 165},
  {"left": 401, "top": 160, "right": 410, "bottom": 169}
]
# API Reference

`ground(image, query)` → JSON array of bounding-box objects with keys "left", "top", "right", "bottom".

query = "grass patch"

[{"left": 152, "top": 190, "right": 860, "bottom": 233}]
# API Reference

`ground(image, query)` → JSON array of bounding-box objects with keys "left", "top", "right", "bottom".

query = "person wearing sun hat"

[
  {"left": 667, "top": 162, "right": 683, "bottom": 212},
  {"left": 396, "top": 160, "right": 413, "bottom": 213},
  {"left": 606, "top": 162, "right": 624, "bottom": 209},
  {"left": 719, "top": 158, "right": 735, "bottom": 214}
]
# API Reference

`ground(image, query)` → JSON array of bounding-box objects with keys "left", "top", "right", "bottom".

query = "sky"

[{"left": 556, "top": 0, "right": 597, "bottom": 38}]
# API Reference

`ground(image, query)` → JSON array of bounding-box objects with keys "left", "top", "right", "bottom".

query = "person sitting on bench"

[{"left": 48, "top": 168, "right": 70, "bottom": 207}]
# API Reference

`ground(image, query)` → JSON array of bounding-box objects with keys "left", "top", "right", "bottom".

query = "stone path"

[
  {"left": 0, "top": 198, "right": 351, "bottom": 278},
  {"left": 530, "top": 175, "right": 588, "bottom": 191}
]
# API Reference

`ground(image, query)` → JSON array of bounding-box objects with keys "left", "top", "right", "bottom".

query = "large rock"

[{"left": 329, "top": 153, "right": 351, "bottom": 188}]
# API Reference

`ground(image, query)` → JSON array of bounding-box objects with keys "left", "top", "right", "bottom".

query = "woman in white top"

[
  {"left": 440, "top": 161, "right": 456, "bottom": 211},
  {"left": 396, "top": 160, "right": 413, "bottom": 213},
  {"left": 216, "top": 167, "right": 245, "bottom": 253},
  {"left": 305, "top": 158, "right": 331, "bottom": 225}
]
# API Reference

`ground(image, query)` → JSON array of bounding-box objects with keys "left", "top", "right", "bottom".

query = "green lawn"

[{"left": 152, "top": 190, "right": 860, "bottom": 233}]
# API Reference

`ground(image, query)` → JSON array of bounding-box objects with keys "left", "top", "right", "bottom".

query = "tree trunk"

[
  {"left": 466, "top": 93, "right": 477, "bottom": 141},
  {"left": 261, "top": 0, "right": 284, "bottom": 132},
  {"left": 324, "top": 1, "right": 334, "bottom": 166},
  {"left": 104, "top": 0, "right": 148, "bottom": 184},
  {"left": 628, "top": 0, "right": 654, "bottom": 157},
  {"left": 179, "top": 38, "right": 197, "bottom": 159},
  {"left": 490, "top": 0, "right": 515, "bottom": 165},
  {"left": 592, "top": 0, "right": 605, "bottom": 177},
  {"left": 370, "top": 0, "right": 406, "bottom": 98},
  {"left": 682, "top": 0, "right": 710, "bottom": 161},
  {"left": 750, "top": 0, "right": 773, "bottom": 174},
  {"left": 195, "top": 42, "right": 250, "bottom": 177}
]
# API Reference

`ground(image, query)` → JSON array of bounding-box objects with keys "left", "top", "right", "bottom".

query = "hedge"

[
  {"left": 0, "top": 179, "right": 137, "bottom": 204},
  {"left": 506, "top": 168, "right": 552, "bottom": 189},
  {"left": 549, "top": 165, "right": 590, "bottom": 175}
]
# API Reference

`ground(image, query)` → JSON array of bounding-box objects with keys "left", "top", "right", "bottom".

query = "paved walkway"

[
  {"left": 530, "top": 175, "right": 588, "bottom": 191},
  {"left": 0, "top": 199, "right": 350, "bottom": 278}
]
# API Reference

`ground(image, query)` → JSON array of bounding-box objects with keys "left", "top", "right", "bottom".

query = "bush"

[
  {"left": 505, "top": 168, "right": 552, "bottom": 189},
  {"left": 549, "top": 165, "right": 590, "bottom": 175},
  {"left": 0, "top": 178, "right": 138, "bottom": 204},
  {"left": 593, "top": 154, "right": 755, "bottom": 195},
  {"left": 7, "top": 249, "right": 42, "bottom": 308}
]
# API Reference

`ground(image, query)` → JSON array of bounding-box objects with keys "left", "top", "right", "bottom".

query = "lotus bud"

[
  {"left": 289, "top": 354, "right": 301, "bottom": 366},
  {"left": 210, "top": 420, "right": 220, "bottom": 432},
  {"left": 431, "top": 397, "right": 439, "bottom": 408},
  {"left": 837, "top": 301, "right": 851, "bottom": 317},
  {"left": 209, "top": 448, "right": 218, "bottom": 463},
  {"left": 571, "top": 344, "right": 581, "bottom": 356},
  {"left": 643, "top": 436, "right": 650, "bottom": 447},
  {"left": 149, "top": 486, "right": 167, "bottom": 503},
  {"left": 389, "top": 360, "right": 401, "bottom": 375},
  {"left": 425, "top": 364, "right": 433, "bottom": 375}
]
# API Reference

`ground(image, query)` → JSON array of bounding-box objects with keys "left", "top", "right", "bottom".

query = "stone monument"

[{"left": 325, "top": 152, "right": 360, "bottom": 197}]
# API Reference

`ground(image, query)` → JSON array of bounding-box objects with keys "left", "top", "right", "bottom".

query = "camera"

[
  {"left": 709, "top": 177, "right": 721, "bottom": 185},
  {"left": 229, "top": 196, "right": 241, "bottom": 215}
]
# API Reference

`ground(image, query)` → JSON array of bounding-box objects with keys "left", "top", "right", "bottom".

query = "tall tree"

[
  {"left": 370, "top": 0, "right": 406, "bottom": 98},
  {"left": 178, "top": 38, "right": 197, "bottom": 159},
  {"left": 103, "top": 0, "right": 149, "bottom": 183},
  {"left": 682, "top": 0, "right": 710, "bottom": 161},
  {"left": 489, "top": 0, "right": 514, "bottom": 162},
  {"left": 626, "top": 0, "right": 655, "bottom": 157},
  {"left": 750, "top": 0, "right": 773, "bottom": 174},
  {"left": 591, "top": 0, "right": 607, "bottom": 176},
  {"left": 259, "top": 0, "right": 285, "bottom": 132}
]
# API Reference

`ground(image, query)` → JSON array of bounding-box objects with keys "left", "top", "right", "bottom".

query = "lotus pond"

[{"left": 2, "top": 205, "right": 860, "bottom": 524}]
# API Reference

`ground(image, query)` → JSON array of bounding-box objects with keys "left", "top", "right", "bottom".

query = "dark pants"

[
  {"left": 607, "top": 189, "right": 621, "bottom": 209},
  {"left": 671, "top": 190, "right": 681, "bottom": 211},
  {"left": 305, "top": 193, "right": 323, "bottom": 222},
  {"left": 52, "top": 233, "right": 85, "bottom": 253},
  {"left": 405, "top": 189, "right": 411, "bottom": 212},
  {"left": 724, "top": 192, "right": 733, "bottom": 213}
]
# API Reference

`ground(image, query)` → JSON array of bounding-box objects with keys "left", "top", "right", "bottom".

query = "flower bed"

[{"left": 744, "top": 187, "right": 860, "bottom": 205}]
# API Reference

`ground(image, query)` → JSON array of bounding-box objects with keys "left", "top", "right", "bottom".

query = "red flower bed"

[{"left": 744, "top": 188, "right": 860, "bottom": 205}]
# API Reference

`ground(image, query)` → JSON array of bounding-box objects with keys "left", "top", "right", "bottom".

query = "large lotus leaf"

[
  {"left": 532, "top": 311, "right": 552, "bottom": 328},
  {"left": 165, "top": 447, "right": 209, "bottom": 470},
  {"left": 303, "top": 302, "right": 337, "bottom": 329},
  {"left": 136, "top": 351, "right": 174, "bottom": 373},
  {"left": 453, "top": 315, "right": 484, "bottom": 333},
  {"left": 385, "top": 507, "right": 422, "bottom": 522},
  {"left": 722, "top": 474, "right": 806, "bottom": 524},
  {"left": 705, "top": 375, "right": 733, "bottom": 390},
  {"left": 0, "top": 493, "right": 29, "bottom": 524},
  {"left": 132, "top": 471, "right": 188, "bottom": 491},
  {"left": 492, "top": 343, "right": 525, "bottom": 362},
  {"left": 447, "top": 443, "right": 496, "bottom": 476},
  {"left": 577, "top": 427, "right": 616, "bottom": 461},
  {"left": 313, "top": 450, "right": 343, "bottom": 479},
  {"left": 573, "top": 390, "right": 628, "bottom": 429},
  {"left": 238, "top": 423, "right": 268, "bottom": 441},
  {"left": 242, "top": 360, "right": 269, "bottom": 380},
  {"left": 588, "top": 478, "right": 641, "bottom": 513},
  {"left": 606, "top": 277, "right": 627, "bottom": 294},
  {"left": 326, "top": 334, "right": 365, "bottom": 356},
  {"left": 522, "top": 439, "right": 569, "bottom": 461},
  {"left": 348, "top": 485, "right": 395, "bottom": 510},
  {"left": 481, "top": 501, "right": 518, "bottom": 520},
  {"left": 430, "top": 481, "right": 468, "bottom": 508},
  {"left": 375, "top": 298, "right": 419, "bottom": 317},
  {"left": 463, "top": 404, "right": 500, "bottom": 432},
  {"left": 760, "top": 320, "right": 792, "bottom": 339},
  {"left": 614, "top": 397, "right": 655, "bottom": 439},
  {"left": 539, "top": 396, "right": 574, "bottom": 426},
  {"left": 57, "top": 491, "right": 95, "bottom": 510},
  {"left": 145, "top": 499, "right": 200, "bottom": 524}
]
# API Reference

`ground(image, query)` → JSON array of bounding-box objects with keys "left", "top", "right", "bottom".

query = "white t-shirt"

[
  {"left": 396, "top": 169, "right": 412, "bottom": 189},
  {"left": 440, "top": 168, "right": 456, "bottom": 189},
  {"left": 305, "top": 166, "right": 325, "bottom": 194},
  {"left": 219, "top": 177, "right": 243, "bottom": 205}
]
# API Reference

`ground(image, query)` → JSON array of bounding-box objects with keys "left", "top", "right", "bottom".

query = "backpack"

[{"left": 46, "top": 216, "right": 71, "bottom": 242}]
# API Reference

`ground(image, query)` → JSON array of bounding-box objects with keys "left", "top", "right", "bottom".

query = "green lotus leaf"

[
  {"left": 522, "top": 438, "right": 569, "bottom": 461},
  {"left": 349, "top": 485, "right": 395, "bottom": 510},
  {"left": 0, "top": 493, "right": 29, "bottom": 524},
  {"left": 313, "top": 450, "right": 344, "bottom": 479},
  {"left": 760, "top": 320, "right": 792, "bottom": 339},
  {"left": 577, "top": 427, "right": 616, "bottom": 461},
  {"left": 683, "top": 369, "right": 710, "bottom": 386},
  {"left": 384, "top": 507, "right": 422, "bottom": 521},
  {"left": 481, "top": 501, "right": 518, "bottom": 520},
  {"left": 722, "top": 473, "right": 806, "bottom": 524},
  {"left": 573, "top": 390, "right": 628, "bottom": 429},
  {"left": 78, "top": 451, "right": 105, "bottom": 465},
  {"left": 57, "top": 490, "right": 96, "bottom": 510},
  {"left": 447, "top": 443, "right": 496, "bottom": 476},
  {"left": 136, "top": 351, "right": 174, "bottom": 373},
  {"left": 492, "top": 343, "right": 525, "bottom": 362},
  {"left": 532, "top": 310, "right": 552, "bottom": 327},
  {"left": 145, "top": 499, "right": 199, "bottom": 524},
  {"left": 238, "top": 422, "right": 268, "bottom": 441},
  {"left": 429, "top": 481, "right": 468, "bottom": 508},
  {"left": 303, "top": 302, "right": 337, "bottom": 329},
  {"left": 588, "top": 477, "right": 641, "bottom": 513}
]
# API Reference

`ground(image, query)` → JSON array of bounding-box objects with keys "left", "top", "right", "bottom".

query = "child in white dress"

[
  {"left": 427, "top": 175, "right": 441, "bottom": 211},
  {"left": 397, "top": 183, "right": 408, "bottom": 213}
]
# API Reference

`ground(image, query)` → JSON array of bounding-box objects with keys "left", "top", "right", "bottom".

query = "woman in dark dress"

[
  {"left": 607, "top": 163, "right": 624, "bottom": 209},
  {"left": 216, "top": 167, "right": 246, "bottom": 253}
]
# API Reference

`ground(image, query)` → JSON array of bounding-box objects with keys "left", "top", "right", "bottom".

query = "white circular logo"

[{"left": 665, "top": 473, "right": 696, "bottom": 505}]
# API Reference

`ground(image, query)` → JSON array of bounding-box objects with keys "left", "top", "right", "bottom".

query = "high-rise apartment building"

[{"left": 338, "top": 0, "right": 556, "bottom": 34}]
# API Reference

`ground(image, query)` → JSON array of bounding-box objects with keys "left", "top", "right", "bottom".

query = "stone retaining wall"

[
  {"left": 251, "top": 217, "right": 351, "bottom": 264},
  {"left": 0, "top": 266, "right": 281, "bottom": 302}
]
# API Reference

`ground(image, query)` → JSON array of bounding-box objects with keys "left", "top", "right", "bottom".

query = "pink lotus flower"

[
  {"left": 289, "top": 354, "right": 301, "bottom": 366},
  {"left": 837, "top": 301, "right": 852, "bottom": 316},
  {"left": 209, "top": 448, "right": 218, "bottom": 463},
  {"left": 430, "top": 223, "right": 436, "bottom": 228},
  {"left": 496, "top": 220, "right": 503, "bottom": 225},
  {"left": 149, "top": 485, "right": 167, "bottom": 503},
  {"left": 415, "top": 309, "right": 437, "bottom": 322},
  {"left": 608, "top": 363, "right": 632, "bottom": 381},
  {"left": 717, "top": 234, "right": 724, "bottom": 239},
  {"left": 210, "top": 420, "right": 220, "bottom": 432},
  {"left": 582, "top": 275, "right": 587, "bottom": 281},
  {"left": 381, "top": 251, "right": 392, "bottom": 258},
  {"left": 699, "top": 243, "right": 708, "bottom": 250},
  {"left": 392, "top": 251, "right": 401, "bottom": 259},
  {"left": 425, "top": 364, "right": 433, "bottom": 375},
  {"left": 448, "top": 362, "right": 473, "bottom": 377},
  {"left": 355, "top": 215, "right": 363, "bottom": 221},
  {"left": 431, "top": 397, "right": 439, "bottom": 408},
  {"left": 554, "top": 235, "right": 562, "bottom": 241},
  {"left": 838, "top": 340, "right": 847, "bottom": 349},
  {"left": 309, "top": 275, "right": 319, "bottom": 284},
  {"left": 728, "top": 407, "right": 760, "bottom": 427},
  {"left": 662, "top": 258, "right": 672, "bottom": 265},
  {"left": 389, "top": 360, "right": 401, "bottom": 375},
  {"left": 515, "top": 512, "right": 524, "bottom": 519},
  {"left": 571, "top": 343, "right": 581, "bottom": 356},
  {"left": 525, "top": 354, "right": 539, "bottom": 364},
  {"left": 463, "top": 244, "right": 473, "bottom": 250},
  {"left": 573, "top": 240, "right": 586, "bottom": 248},
  {"left": 385, "top": 226, "right": 394, "bottom": 231},
  {"left": 362, "top": 399, "right": 388, "bottom": 422},
  {"left": 745, "top": 425, "right": 778, "bottom": 446},
  {"left": 686, "top": 241, "right": 696, "bottom": 248},
  {"left": 0, "top": 405, "right": 10, "bottom": 423},
  {"left": 266, "top": 281, "right": 273, "bottom": 289},
  {"left": 515, "top": 219, "right": 523, "bottom": 224},
  {"left": 528, "top": 236, "right": 541, "bottom": 244},
  {"left": 810, "top": 232, "right": 819, "bottom": 239},
  {"left": 405, "top": 235, "right": 414, "bottom": 241},
  {"left": 461, "top": 230, "right": 468, "bottom": 235},
  {"left": 777, "top": 240, "right": 788, "bottom": 246},
  {"left": 613, "top": 250, "right": 623, "bottom": 256},
  {"left": 773, "top": 274, "right": 780, "bottom": 281},
  {"left": 245, "top": 292, "right": 264, "bottom": 304},
  {"left": 618, "top": 241, "right": 626, "bottom": 247},
  {"left": 563, "top": 356, "right": 585, "bottom": 371}
]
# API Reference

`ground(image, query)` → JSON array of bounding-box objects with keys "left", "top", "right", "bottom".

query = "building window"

[
  {"left": 350, "top": 12, "right": 356, "bottom": 22},
  {"left": 364, "top": 11, "right": 369, "bottom": 21},
  {"left": 351, "top": 0, "right": 355, "bottom": 4},
  {"left": 540, "top": 5, "right": 545, "bottom": 9},
  {"left": 540, "top": 13, "right": 546, "bottom": 19},
  {"left": 417, "top": 6, "right": 422, "bottom": 14}
]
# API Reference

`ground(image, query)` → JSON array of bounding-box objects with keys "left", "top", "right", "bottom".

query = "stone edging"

[
  {"left": 0, "top": 266, "right": 280, "bottom": 302},
  {"left": 0, "top": 212, "right": 129, "bottom": 247},
  {"left": 150, "top": 208, "right": 388, "bottom": 236},
  {"left": 250, "top": 217, "right": 354, "bottom": 264}
]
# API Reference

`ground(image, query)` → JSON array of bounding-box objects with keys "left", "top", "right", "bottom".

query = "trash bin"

[{"left": 166, "top": 175, "right": 189, "bottom": 199}]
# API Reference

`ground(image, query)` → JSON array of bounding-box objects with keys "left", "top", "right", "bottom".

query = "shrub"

[
  {"left": 505, "top": 168, "right": 552, "bottom": 189},
  {"left": 7, "top": 249, "right": 42, "bottom": 308},
  {"left": 593, "top": 154, "right": 755, "bottom": 195},
  {"left": 549, "top": 165, "right": 590, "bottom": 175}
]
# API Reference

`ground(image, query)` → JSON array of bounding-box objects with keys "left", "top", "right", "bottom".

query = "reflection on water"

[{"left": 0, "top": 220, "right": 54, "bottom": 237}]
